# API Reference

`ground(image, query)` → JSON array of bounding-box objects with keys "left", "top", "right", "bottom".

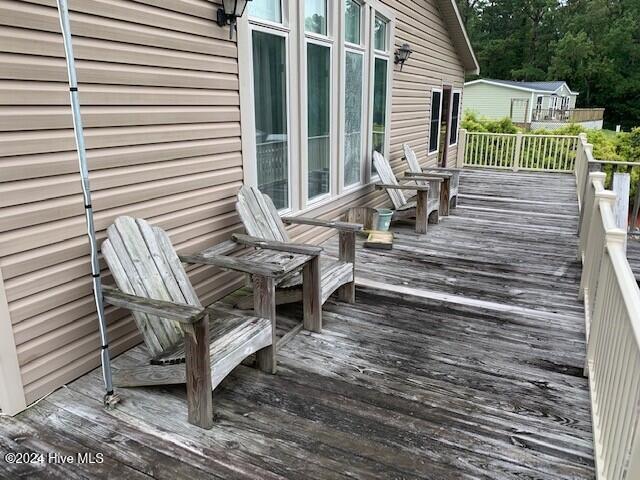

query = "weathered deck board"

[
  {"left": 627, "top": 237, "right": 640, "bottom": 283},
  {"left": 0, "top": 169, "right": 594, "bottom": 479}
]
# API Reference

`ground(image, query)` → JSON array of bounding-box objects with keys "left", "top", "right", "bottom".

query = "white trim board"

[{"left": 0, "top": 267, "right": 26, "bottom": 415}]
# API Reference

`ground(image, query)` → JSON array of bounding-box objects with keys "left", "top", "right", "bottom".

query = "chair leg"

[
  {"left": 303, "top": 255, "right": 322, "bottom": 332},
  {"left": 338, "top": 282, "right": 356, "bottom": 303},
  {"left": 185, "top": 313, "right": 213, "bottom": 429},
  {"left": 338, "top": 231, "right": 356, "bottom": 303},
  {"left": 253, "top": 275, "right": 277, "bottom": 374},
  {"left": 415, "top": 190, "right": 428, "bottom": 234}
]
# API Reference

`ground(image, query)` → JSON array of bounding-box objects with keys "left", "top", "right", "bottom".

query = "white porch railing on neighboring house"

[
  {"left": 575, "top": 133, "right": 640, "bottom": 480},
  {"left": 460, "top": 130, "right": 579, "bottom": 172}
]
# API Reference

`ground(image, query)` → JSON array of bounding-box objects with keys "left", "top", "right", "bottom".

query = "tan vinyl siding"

[
  {"left": 0, "top": 0, "right": 245, "bottom": 404},
  {"left": 0, "top": 0, "right": 468, "bottom": 410},
  {"left": 386, "top": 0, "right": 465, "bottom": 170}
]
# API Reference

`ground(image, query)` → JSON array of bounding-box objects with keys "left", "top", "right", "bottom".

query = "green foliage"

[
  {"left": 461, "top": 112, "right": 519, "bottom": 134},
  {"left": 456, "top": 0, "right": 640, "bottom": 129}
]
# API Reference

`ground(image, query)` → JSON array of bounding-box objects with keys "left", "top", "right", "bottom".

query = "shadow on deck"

[{"left": 0, "top": 169, "right": 595, "bottom": 479}]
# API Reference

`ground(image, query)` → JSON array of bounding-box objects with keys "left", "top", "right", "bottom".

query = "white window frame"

[
  {"left": 428, "top": 87, "right": 443, "bottom": 155},
  {"left": 449, "top": 89, "right": 462, "bottom": 147},
  {"left": 238, "top": 0, "right": 396, "bottom": 214},
  {"left": 342, "top": 48, "right": 367, "bottom": 190},
  {"left": 301, "top": 0, "right": 336, "bottom": 208},
  {"left": 239, "top": 1, "right": 298, "bottom": 214},
  {"left": 339, "top": 0, "right": 368, "bottom": 192},
  {"left": 366, "top": 4, "right": 394, "bottom": 182},
  {"left": 303, "top": 36, "right": 334, "bottom": 205}
]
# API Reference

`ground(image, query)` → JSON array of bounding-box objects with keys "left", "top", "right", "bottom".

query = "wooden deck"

[
  {"left": 627, "top": 237, "right": 640, "bottom": 284},
  {"left": 0, "top": 169, "right": 595, "bottom": 479}
]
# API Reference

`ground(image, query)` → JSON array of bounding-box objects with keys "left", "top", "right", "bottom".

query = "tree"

[{"left": 456, "top": 0, "right": 640, "bottom": 128}]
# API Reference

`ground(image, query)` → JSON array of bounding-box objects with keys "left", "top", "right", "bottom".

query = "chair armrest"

[
  {"left": 179, "top": 251, "right": 286, "bottom": 278},
  {"left": 375, "top": 183, "right": 432, "bottom": 191},
  {"left": 404, "top": 171, "right": 451, "bottom": 180},
  {"left": 231, "top": 233, "right": 323, "bottom": 256},
  {"left": 102, "top": 285, "right": 205, "bottom": 324},
  {"left": 282, "top": 216, "right": 363, "bottom": 232}
]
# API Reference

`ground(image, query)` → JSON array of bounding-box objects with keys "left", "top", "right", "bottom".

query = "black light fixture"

[
  {"left": 217, "top": 0, "right": 252, "bottom": 40},
  {"left": 394, "top": 43, "right": 413, "bottom": 70}
]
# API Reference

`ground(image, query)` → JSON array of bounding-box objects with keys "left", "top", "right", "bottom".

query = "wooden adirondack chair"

[
  {"left": 403, "top": 143, "right": 461, "bottom": 209},
  {"left": 101, "top": 216, "right": 289, "bottom": 429},
  {"left": 373, "top": 151, "right": 442, "bottom": 234},
  {"left": 234, "top": 185, "right": 362, "bottom": 329}
]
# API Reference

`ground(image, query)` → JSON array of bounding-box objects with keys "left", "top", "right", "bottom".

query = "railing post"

[
  {"left": 578, "top": 172, "right": 606, "bottom": 258},
  {"left": 579, "top": 189, "right": 616, "bottom": 302},
  {"left": 456, "top": 129, "right": 466, "bottom": 168},
  {"left": 512, "top": 133, "right": 523, "bottom": 172},
  {"left": 612, "top": 172, "right": 630, "bottom": 246}
]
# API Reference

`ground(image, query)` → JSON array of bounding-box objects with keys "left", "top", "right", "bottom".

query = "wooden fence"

[
  {"left": 461, "top": 130, "right": 579, "bottom": 172},
  {"left": 576, "top": 133, "right": 640, "bottom": 480}
]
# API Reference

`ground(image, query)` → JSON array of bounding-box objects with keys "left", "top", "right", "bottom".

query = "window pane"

[
  {"left": 429, "top": 91, "right": 441, "bottom": 153},
  {"left": 305, "top": 0, "right": 327, "bottom": 35},
  {"left": 345, "top": 0, "right": 361, "bottom": 44},
  {"left": 307, "top": 43, "right": 331, "bottom": 200},
  {"left": 372, "top": 57, "right": 388, "bottom": 156},
  {"left": 253, "top": 31, "right": 289, "bottom": 209},
  {"left": 374, "top": 16, "right": 387, "bottom": 51},
  {"left": 450, "top": 92, "right": 460, "bottom": 145},
  {"left": 249, "top": 0, "right": 282, "bottom": 23},
  {"left": 344, "top": 51, "right": 363, "bottom": 186}
]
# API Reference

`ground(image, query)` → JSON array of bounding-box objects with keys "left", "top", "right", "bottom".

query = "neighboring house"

[
  {"left": 0, "top": 1, "right": 478, "bottom": 414},
  {"left": 463, "top": 79, "right": 604, "bottom": 130}
]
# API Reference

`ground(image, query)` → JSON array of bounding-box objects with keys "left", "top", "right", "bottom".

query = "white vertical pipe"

[{"left": 56, "top": 0, "right": 114, "bottom": 399}]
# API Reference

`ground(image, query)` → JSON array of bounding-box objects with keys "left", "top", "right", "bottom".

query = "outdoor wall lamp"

[
  {"left": 394, "top": 44, "right": 413, "bottom": 70},
  {"left": 216, "top": 0, "right": 252, "bottom": 40}
]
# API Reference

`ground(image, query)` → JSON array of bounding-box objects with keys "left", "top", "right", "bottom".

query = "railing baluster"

[{"left": 578, "top": 131, "right": 640, "bottom": 479}]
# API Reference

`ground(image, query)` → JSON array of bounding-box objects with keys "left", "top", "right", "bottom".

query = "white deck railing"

[
  {"left": 576, "top": 133, "right": 640, "bottom": 480},
  {"left": 461, "top": 130, "right": 579, "bottom": 172}
]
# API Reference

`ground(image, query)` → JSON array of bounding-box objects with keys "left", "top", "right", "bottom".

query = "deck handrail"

[
  {"left": 462, "top": 129, "right": 580, "bottom": 172},
  {"left": 576, "top": 133, "right": 640, "bottom": 480}
]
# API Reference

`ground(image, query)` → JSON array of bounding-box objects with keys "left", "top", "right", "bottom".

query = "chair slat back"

[
  {"left": 102, "top": 216, "right": 200, "bottom": 357},
  {"left": 403, "top": 144, "right": 427, "bottom": 187},
  {"left": 373, "top": 151, "right": 406, "bottom": 209},
  {"left": 236, "top": 186, "right": 290, "bottom": 243}
]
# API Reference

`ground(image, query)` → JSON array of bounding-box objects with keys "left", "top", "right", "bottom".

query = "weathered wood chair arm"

[
  {"left": 282, "top": 216, "right": 363, "bottom": 232},
  {"left": 231, "top": 233, "right": 323, "bottom": 256},
  {"left": 179, "top": 252, "right": 286, "bottom": 278},
  {"left": 404, "top": 171, "right": 451, "bottom": 180},
  {"left": 375, "top": 183, "right": 432, "bottom": 191},
  {"left": 102, "top": 285, "right": 206, "bottom": 324}
]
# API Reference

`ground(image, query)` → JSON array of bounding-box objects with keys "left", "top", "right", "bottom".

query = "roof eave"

[{"left": 438, "top": 0, "right": 479, "bottom": 75}]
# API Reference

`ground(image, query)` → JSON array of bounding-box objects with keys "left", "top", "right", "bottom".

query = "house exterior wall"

[
  {"left": 0, "top": 0, "right": 468, "bottom": 411},
  {"left": 0, "top": 0, "right": 245, "bottom": 406},
  {"left": 462, "top": 82, "right": 531, "bottom": 120}
]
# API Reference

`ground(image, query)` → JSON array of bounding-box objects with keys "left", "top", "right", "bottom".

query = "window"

[
  {"left": 252, "top": 30, "right": 289, "bottom": 210},
  {"left": 372, "top": 57, "right": 388, "bottom": 154},
  {"left": 429, "top": 89, "right": 442, "bottom": 153},
  {"left": 449, "top": 91, "right": 461, "bottom": 145},
  {"left": 344, "top": 0, "right": 361, "bottom": 45},
  {"left": 249, "top": 0, "right": 282, "bottom": 23},
  {"left": 240, "top": 1, "right": 396, "bottom": 212},
  {"left": 305, "top": 0, "right": 327, "bottom": 35},
  {"left": 307, "top": 42, "right": 331, "bottom": 200},
  {"left": 344, "top": 50, "right": 364, "bottom": 186},
  {"left": 374, "top": 15, "right": 387, "bottom": 51}
]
